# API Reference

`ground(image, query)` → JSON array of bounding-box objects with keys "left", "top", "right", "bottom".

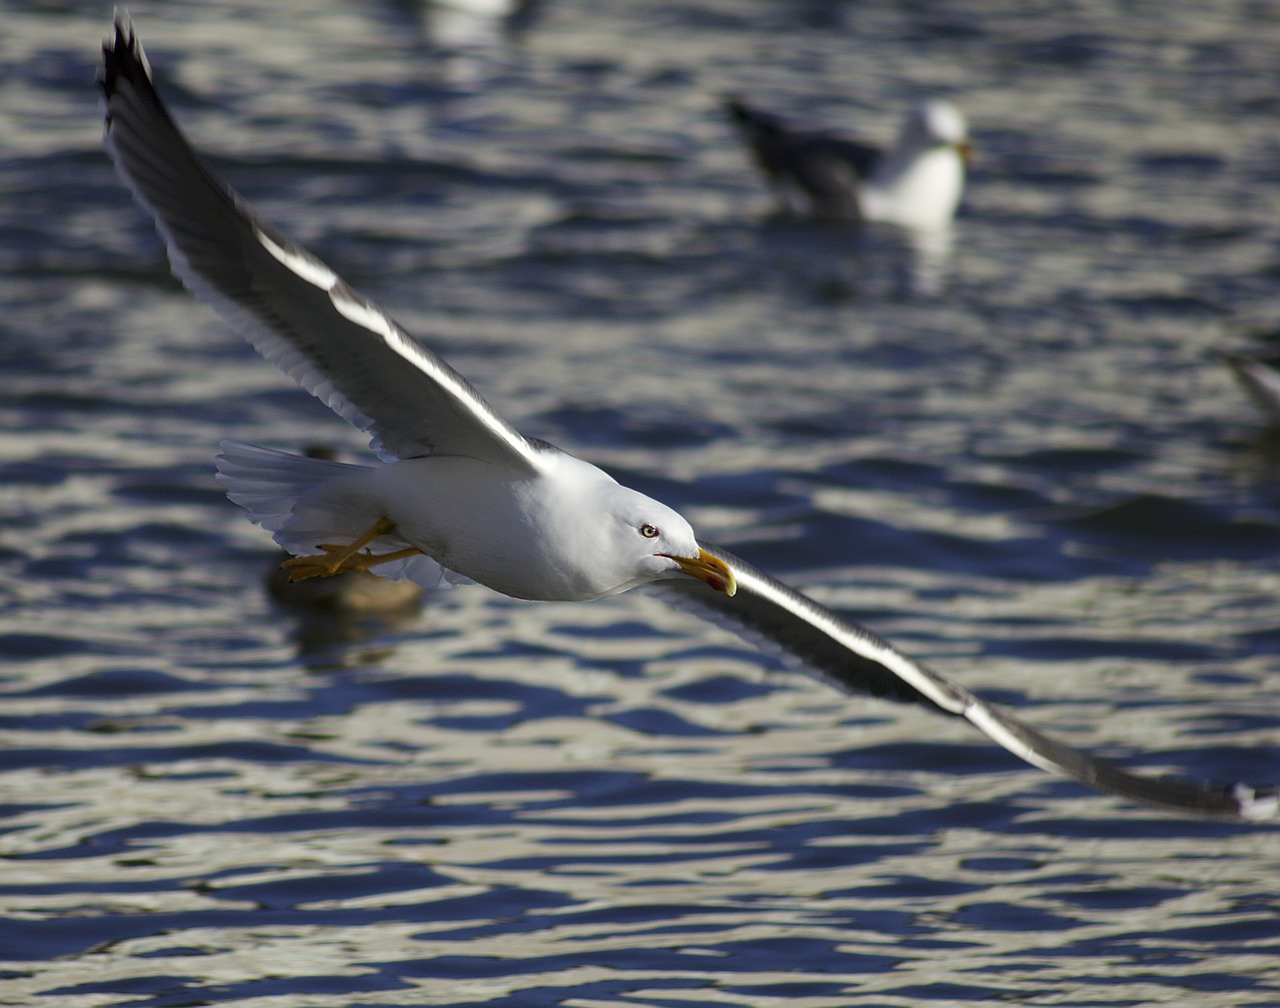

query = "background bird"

[{"left": 726, "top": 96, "right": 970, "bottom": 231}]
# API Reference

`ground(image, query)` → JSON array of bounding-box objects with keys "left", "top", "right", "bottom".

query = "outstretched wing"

[
  {"left": 100, "top": 19, "right": 541, "bottom": 471},
  {"left": 651, "top": 544, "right": 1279, "bottom": 821}
]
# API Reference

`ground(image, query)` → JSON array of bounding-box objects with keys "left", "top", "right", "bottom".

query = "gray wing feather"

[
  {"left": 100, "top": 20, "right": 539, "bottom": 470},
  {"left": 651, "top": 544, "right": 1279, "bottom": 821},
  {"left": 726, "top": 98, "right": 880, "bottom": 219}
]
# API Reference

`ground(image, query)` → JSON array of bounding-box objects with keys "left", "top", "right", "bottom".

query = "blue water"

[{"left": 1, "top": 1, "right": 1279, "bottom": 1005}]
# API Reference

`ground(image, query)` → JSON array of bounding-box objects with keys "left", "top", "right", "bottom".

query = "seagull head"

[
  {"left": 907, "top": 100, "right": 972, "bottom": 166},
  {"left": 501, "top": 451, "right": 736, "bottom": 602},
  {"left": 601, "top": 485, "right": 737, "bottom": 598}
]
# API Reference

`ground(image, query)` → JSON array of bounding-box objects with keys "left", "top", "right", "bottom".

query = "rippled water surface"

[{"left": 3, "top": 1, "right": 1280, "bottom": 1005}]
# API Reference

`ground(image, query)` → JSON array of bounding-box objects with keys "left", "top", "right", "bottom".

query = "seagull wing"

[
  {"left": 798, "top": 136, "right": 882, "bottom": 182},
  {"left": 725, "top": 98, "right": 880, "bottom": 182},
  {"left": 1224, "top": 354, "right": 1280, "bottom": 427},
  {"left": 774, "top": 136, "right": 877, "bottom": 218},
  {"left": 651, "top": 545, "right": 1279, "bottom": 821},
  {"left": 99, "top": 20, "right": 541, "bottom": 471}
]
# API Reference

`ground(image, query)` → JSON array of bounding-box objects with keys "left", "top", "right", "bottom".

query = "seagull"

[
  {"left": 725, "top": 97, "right": 970, "bottom": 231},
  {"left": 100, "top": 20, "right": 1277, "bottom": 822}
]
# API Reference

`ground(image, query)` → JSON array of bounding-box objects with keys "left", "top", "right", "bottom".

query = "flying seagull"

[
  {"left": 725, "top": 96, "right": 970, "bottom": 231},
  {"left": 100, "top": 20, "right": 1276, "bottom": 822}
]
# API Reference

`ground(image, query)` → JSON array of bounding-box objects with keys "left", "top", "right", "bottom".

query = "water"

[{"left": 2, "top": 0, "right": 1280, "bottom": 1004}]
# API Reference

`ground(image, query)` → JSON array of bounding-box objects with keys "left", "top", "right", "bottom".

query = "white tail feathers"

[
  {"left": 215, "top": 441, "right": 364, "bottom": 534},
  {"left": 214, "top": 441, "right": 452, "bottom": 590}
]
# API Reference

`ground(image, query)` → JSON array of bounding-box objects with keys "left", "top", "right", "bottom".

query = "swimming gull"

[
  {"left": 726, "top": 96, "right": 970, "bottom": 231},
  {"left": 100, "top": 20, "right": 1276, "bottom": 822}
]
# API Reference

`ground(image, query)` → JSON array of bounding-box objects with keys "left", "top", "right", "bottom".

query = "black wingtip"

[
  {"left": 99, "top": 15, "right": 188, "bottom": 154},
  {"left": 723, "top": 95, "right": 761, "bottom": 128},
  {"left": 723, "top": 97, "right": 787, "bottom": 144},
  {"left": 99, "top": 12, "right": 149, "bottom": 102}
]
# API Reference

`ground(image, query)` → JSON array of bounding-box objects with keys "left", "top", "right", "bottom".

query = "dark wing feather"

[
  {"left": 100, "top": 20, "right": 539, "bottom": 470},
  {"left": 652, "top": 544, "right": 1279, "bottom": 821},
  {"left": 725, "top": 98, "right": 880, "bottom": 219}
]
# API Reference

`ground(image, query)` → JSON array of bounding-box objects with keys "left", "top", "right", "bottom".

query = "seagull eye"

[{"left": 639, "top": 524, "right": 660, "bottom": 539}]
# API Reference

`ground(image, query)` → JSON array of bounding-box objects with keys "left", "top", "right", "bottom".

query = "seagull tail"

[
  {"left": 214, "top": 441, "right": 454, "bottom": 590},
  {"left": 214, "top": 441, "right": 365, "bottom": 535}
]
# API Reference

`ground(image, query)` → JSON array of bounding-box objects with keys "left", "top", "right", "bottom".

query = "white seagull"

[
  {"left": 100, "top": 20, "right": 1277, "bottom": 822},
  {"left": 725, "top": 97, "right": 970, "bottom": 232}
]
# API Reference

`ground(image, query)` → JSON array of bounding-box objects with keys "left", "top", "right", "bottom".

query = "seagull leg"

[
  {"left": 318, "top": 545, "right": 424, "bottom": 576},
  {"left": 280, "top": 516, "right": 422, "bottom": 582}
]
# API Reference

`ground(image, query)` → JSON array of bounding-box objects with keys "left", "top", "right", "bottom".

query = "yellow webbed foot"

[
  {"left": 279, "top": 517, "right": 423, "bottom": 582},
  {"left": 280, "top": 548, "right": 352, "bottom": 582}
]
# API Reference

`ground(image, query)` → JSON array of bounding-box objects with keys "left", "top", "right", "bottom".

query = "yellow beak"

[{"left": 665, "top": 548, "right": 737, "bottom": 596}]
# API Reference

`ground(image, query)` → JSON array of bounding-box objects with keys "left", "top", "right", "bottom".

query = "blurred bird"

[
  {"left": 397, "top": 0, "right": 543, "bottom": 50},
  {"left": 1224, "top": 354, "right": 1280, "bottom": 428},
  {"left": 725, "top": 97, "right": 971, "bottom": 231}
]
